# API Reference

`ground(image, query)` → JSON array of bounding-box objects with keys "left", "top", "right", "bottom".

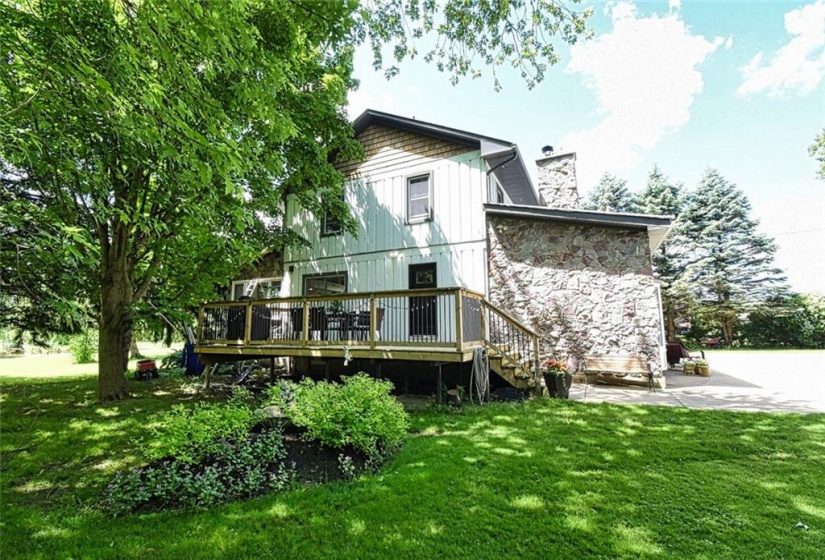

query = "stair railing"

[{"left": 481, "top": 300, "right": 541, "bottom": 387}]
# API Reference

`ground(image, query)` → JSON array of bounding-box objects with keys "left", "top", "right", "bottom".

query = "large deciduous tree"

[
  {"left": 583, "top": 173, "right": 636, "bottom": 213},
  {"left": 675, "top": 169, "right": 786, "bottom": 343},
  {"left": 1, "top": 0, "right": 360, "bottom": 400},
  {"left": 0, "top": 0, "right": 593, "bottom": 400}
]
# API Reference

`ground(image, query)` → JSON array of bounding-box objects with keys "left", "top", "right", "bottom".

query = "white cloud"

[
  {"left": 560, "top": 2, "right": 719, "bottom": 190},
  {"left": 738, "top": 0, "right": 825, "bottom": 98}
]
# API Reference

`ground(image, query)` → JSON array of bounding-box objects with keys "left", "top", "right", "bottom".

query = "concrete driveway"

[{"left": 569, "top": 349, "right": 825, "bottom": 414}]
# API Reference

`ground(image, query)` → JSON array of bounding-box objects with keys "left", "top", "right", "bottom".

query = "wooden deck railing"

[
  {"left": 482, "top": 300, "right": 541, "bottom": 386},
  {"left": 198, "top": 287, "right": 489, "bottom": 352},
  {"left": 198, "top": 288, "right": 540, "bottom": 385}
]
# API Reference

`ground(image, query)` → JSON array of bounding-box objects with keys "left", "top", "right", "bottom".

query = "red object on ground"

[
  {"left": 134, "top": 359, "right": 159, "bottom": 381},
  {"left": 136, "top": 359, "right": 157, "bottom": 371},
  {"left": 704, "top": 338, "right": 722, "bottom": 348}
]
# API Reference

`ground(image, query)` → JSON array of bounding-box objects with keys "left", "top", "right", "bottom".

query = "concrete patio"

[{"left": 569, "top": 349, "right": 825, "bottom": 414}]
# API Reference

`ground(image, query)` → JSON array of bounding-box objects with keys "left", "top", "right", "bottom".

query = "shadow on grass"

[{"left": 1, "top": 377, "right": 824, "bottom": 559}]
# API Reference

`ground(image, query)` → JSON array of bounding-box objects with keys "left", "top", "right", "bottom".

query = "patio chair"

[
  {"left": 351, "top": 308, "right": 385, "bottom": 341},
  {"left": 666, "top": 339, "right": 705, "bottom": 369},
  {"left": 289, "top": 307, "right": 329, "bottom": 340}
]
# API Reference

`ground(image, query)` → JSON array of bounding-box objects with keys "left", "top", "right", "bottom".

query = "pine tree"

[
  {"left": 635, "top": 165, "right": 681, "bottom": 216},
  {"left": 676, "top": 169, "right": 787, "bottom": 343},
  {"left": 583, "top": 173, "right": 636, "bottom": 212},
  {"left": 636, "top": 166, "right": 686, "bottom": 339}
]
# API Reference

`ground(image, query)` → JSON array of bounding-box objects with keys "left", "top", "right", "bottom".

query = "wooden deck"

[{"left": 196, "top": 288, "right": 542, "bottom": 388}]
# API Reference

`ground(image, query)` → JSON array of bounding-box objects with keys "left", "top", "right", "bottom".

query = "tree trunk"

[
  {"left": 129, "top": 336, "right": 143, "bottom": 359},
  {"left": 664, "top": 306, "right": 677, "bottom": 341},
  {"left": 98, "top": 255, "right": 132, "bottom": 402},
  {"left": 722, "top": 319, "right": 734, "bottom": 345}
]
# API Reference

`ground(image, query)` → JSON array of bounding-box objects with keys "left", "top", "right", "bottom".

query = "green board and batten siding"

[{"left": 284, "top": 124, "right": 491, "bottom": 297}]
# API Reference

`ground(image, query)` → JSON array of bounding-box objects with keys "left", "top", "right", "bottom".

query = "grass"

[
  {"left": 1, "top": 375, "right": 824, "bottom": 559},
  {"left": 0, "top": 342, "right": 180, "bottom": 378}
]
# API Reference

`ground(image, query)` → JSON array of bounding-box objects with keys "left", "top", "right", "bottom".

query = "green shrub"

[
  {"left": 274, "top": 373, "right": 409, "bottom": 460},
  {"left": 159, "top": 349, "right": 183, "bottom": 370},
  {"left": 68, "top": 330, "right": 97, "bottom": 363},
  {"left": 143, "top": 388, "right": 263, "bottom": 464},
  {"left": 105, "top": 430, "right": 291, "bottom": 515}
]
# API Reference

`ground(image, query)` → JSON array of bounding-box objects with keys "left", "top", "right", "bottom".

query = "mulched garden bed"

[{"left": 278, "top": 424, "right": 371, "bottom": 484}]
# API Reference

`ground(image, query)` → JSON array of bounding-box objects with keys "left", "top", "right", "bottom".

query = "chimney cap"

[{"left": 542, "top": 145, "right": 554, "bottom": 156}]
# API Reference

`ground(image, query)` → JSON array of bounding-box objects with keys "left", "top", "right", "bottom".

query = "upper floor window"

[
  {"left": 407, "top": 174, "right": 432, "bottom": 223},
  {"left": 321, "top": 212, "right": 342, "bottom": 236},
  {"left": 321, "top": 190, "right": 345, "bottom": 236}
]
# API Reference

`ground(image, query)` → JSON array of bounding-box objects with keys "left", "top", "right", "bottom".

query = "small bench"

[{"left": 580, "top": 354, "right": 663, "bottom": 390}]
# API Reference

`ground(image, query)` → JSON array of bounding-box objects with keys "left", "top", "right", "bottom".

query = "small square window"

[
  {"left": 408, "top": 174, "right": 431, "bottom": 222},
  {"left": 322, "top": 212, "right": 342, "bottom": 236}
]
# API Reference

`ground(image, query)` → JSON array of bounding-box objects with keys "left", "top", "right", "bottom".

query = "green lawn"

[
  {"left": 0, "top": 342, "right": 180, "bottom": 378},
  {"left": 1, "top": 375, "right": 823, "bottom": 559}
]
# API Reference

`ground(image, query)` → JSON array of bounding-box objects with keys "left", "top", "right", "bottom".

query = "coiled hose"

[{"left": 470, "top": 347, "right": 490, "bottom": 405}]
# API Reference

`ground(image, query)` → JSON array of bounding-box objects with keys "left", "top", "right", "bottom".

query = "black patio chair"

[{"left": 351, "top": 308, "right": 385, "bottom": 341}]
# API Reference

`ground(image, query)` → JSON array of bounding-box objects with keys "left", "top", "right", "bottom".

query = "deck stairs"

[{"left": 486, "top": 344, "right": 537, "bottom": 389}]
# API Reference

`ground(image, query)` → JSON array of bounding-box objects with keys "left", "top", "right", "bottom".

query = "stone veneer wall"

[
  {"left": 536, "top": 152, "right": 580, "bottom": 209},
  {"left": 487, "top": 215, "right": 663, "bottom": 375}
]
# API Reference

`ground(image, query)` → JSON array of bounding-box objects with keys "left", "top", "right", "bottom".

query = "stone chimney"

[{"left": 536, "top": 151, "right": 579, "bottom": 209}]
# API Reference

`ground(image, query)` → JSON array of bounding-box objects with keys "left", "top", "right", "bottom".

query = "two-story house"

[{"left": 197, "top": 110, "right": 672, "bottom": 393}]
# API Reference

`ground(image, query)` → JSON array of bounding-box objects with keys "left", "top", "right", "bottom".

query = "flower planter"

[
  {"left": 696, "top": 365, "right": 710, "bottom": 377},
  {"left": 682, "top": 362, "right": 695, "bottom": 375},
  {"left": 544, "top": 373, "right": 573, "bottom": 399}
]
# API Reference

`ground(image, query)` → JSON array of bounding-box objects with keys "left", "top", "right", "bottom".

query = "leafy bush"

[
  {"left": 143, "top": 388, "right": 263, "bottom": 464},
  {"left": 159, "top": 348, "right": 183, "bottom": 370},
  {"left": 69, "top": 330, "right": 97, "bottom": 363},
  {"left": 741, "top": 294, "right": 825, "bottom": 349},
  {"left": 105, "top": 430, "right": 292, "bottom": 515},
  {"left": 273, "top": 373, "right": 408, "bottom": 460}
]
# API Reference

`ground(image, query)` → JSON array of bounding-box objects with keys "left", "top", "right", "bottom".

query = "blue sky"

[{"left": 347, "top": 0, "right": 825, "bottom": 294}]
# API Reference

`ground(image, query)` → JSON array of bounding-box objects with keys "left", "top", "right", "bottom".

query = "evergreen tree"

[
  {"left": 676, "top": 169, "right": 787, "bottom": 343},
  {"left": 635, "top": 165, "right": 682, "bottom": 216},
  {"left": 635, "top": 166, "right": 687, "bottom": 339},
  {"left": 810, "top": 128, "right": 825, "bottom": 181},
  {"left": 583, "top": 173, "right": 636, "bottom": 212}
]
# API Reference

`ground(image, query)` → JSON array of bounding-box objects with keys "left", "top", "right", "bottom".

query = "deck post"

[
  {"left": 203, "top": 363, "right": 212, "bottom": 391},
  {"left": 480, "top": 300, "right": 488, "bottom": 343},
  {"left": 244, "top": 301, "right": 253, "bottom": 345},
  {"left": 197, "top": 304, "right": 204, "bottom": 344},
  {"left": 533, "top": 333, "right": 541, "bottom": 388},
  {"left": 437, "top": 364, "right": 443, "bottom": 405},
  {"left": 455, "top": 290, "right": 464, "bottom": 352},
  {"left": 369, "top": 295, "right": 377, "bottom": 349},
  {"left": 301, "top": 300, "right": 310, "bottom": 347}
]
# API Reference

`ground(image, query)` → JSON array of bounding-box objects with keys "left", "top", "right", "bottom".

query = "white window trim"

[
  {"left": 231, "top": 277, "right": 283, "bottom": 300},
  {"left": 406, "top": 172, "right": 433, "bottom": 224}
]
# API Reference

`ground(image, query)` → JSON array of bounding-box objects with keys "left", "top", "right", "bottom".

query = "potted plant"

[
  {"left": 682, "top": 360, "right": 695, "bottom": 375},
  {"left": 695, "top": 359, "right": 710, "bottom": 377},
  {"left": 542, "top": 358, "right": 572, "bottom": 399}
]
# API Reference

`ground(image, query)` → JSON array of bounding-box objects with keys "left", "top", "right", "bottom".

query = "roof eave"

[{"left": 485, "top": 203, "right": 673, "bottom": 247}]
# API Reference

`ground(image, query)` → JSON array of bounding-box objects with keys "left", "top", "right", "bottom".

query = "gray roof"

[
  {"left": 353, "top": 110, "right": 539, "bottom": 205},
  {"left": 484, "top": 203, "right": 673, "bottom": 251}
]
